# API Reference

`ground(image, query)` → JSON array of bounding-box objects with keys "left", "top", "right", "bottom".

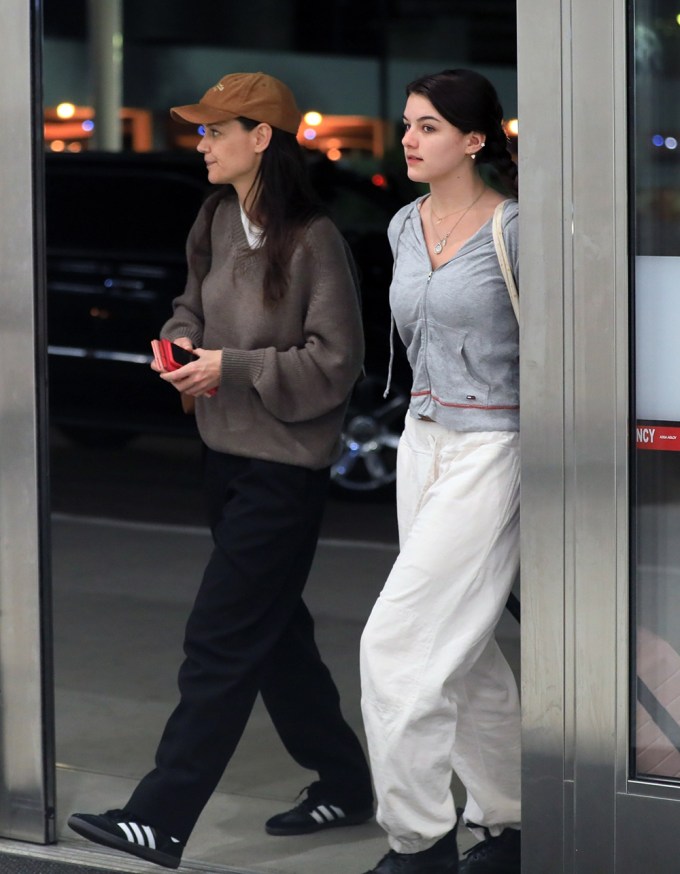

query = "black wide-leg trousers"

[{"left": 125, "top": 449, "right": 373, "bottom": 843}]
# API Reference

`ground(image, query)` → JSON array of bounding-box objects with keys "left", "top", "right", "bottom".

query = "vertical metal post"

[
  {"left": 0, "top": 0, "right": 55, "bottom": 844},
  {"left": 570, "top": 0, "right": 629, "bottom": 868},
  {"left": 87, "top": 0, "right": 123, "bottom": 151},
  {"left": 516, "top": 0, "right": 569, "bottom": 867},
  {"left": 518, "top": 0, "right": 629, "bottom": 868}
]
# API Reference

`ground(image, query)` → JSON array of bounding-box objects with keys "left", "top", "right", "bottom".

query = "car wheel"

[{"left": 330, "top": 374, "right": 409, "bottom": 501}]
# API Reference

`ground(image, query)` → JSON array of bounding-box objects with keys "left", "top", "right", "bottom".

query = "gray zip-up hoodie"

[{"left": 388, "top": 196, "right": 519, "bottom": 432}]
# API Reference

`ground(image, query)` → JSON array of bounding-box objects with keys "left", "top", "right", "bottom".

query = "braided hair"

[{"left": 405, "top": 68, "right": 518, "bottom": 198}]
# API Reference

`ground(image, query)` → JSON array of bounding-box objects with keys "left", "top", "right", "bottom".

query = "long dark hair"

[
  {"left": 238, "top": 117, "right": 325, "bottom": 304},
  {"left": 406, "top": 69, "right": 518, "bottom": 198}
]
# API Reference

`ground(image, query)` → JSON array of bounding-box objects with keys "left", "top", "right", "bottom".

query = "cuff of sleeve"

[
  {"left": 164, "top": 331, "right": 203, "bottom": 348},
  {"left": 221, "top": 348, "right": 265, "bottom": 388}
]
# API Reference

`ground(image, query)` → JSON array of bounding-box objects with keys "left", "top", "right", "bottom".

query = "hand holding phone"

[
  {"left": 150, "top": 339, "right": 217, "bottom": 396},
  {"left": 151, "top": 338, "right": 198, "bottom": 371}
]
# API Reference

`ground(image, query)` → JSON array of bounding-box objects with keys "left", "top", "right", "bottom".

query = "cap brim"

[{"left": 169, "top": 103, "right": 238, "bottom": 125}]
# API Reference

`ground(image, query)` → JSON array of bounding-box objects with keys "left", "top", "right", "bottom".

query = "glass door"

[{"left": 631, "top": 0, "right": 680, "bottom": 783}]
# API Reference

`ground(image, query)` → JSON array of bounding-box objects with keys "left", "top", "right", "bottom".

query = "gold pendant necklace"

[
  {"left": 431, "top": 188, "right": 486, "bottom": 255},
  {"left": 431, "top": 203, "right": 469, "bottom": 225}
]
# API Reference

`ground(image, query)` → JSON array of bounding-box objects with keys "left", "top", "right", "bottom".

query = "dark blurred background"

[{"left": 44, "top": 0, "right": 518, "bottom": 65}]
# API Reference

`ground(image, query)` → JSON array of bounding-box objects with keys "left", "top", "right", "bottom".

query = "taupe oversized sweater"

[{"left": 162, "top": 188, "right": 365, "bottom": 470}]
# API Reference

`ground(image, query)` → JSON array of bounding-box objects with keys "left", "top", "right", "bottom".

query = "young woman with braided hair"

[{"left": 359, "top": 69, "right": 520, "bottom": 874}]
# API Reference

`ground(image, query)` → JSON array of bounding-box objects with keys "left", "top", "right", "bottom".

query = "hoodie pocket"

[{"left": 425, "top": 322, "right": 491, "bottom": 407}]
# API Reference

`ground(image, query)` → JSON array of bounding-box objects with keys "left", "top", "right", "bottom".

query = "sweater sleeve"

[
  {"left": 221, "top": 220, "right": 365, "bottom": 424},
  {"left": 160, "top": 191, "right": 221, "bottom": 346}
]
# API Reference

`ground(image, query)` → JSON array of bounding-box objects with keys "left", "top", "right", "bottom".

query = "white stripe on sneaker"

[
  {"left": 117, "top": 820, "right": 156, "bottom": 848},
  {"left": 117, "top": 823, "right": 136, "bottom": 843},
  {"left": 142, "top": 825, "right": 156, "bottom": 849},
  {"left": 311, "top": 804, "right": 346, "bottom": 825},
  {"left": 128, "top": 822, "right": 146, "bottom": 845}
]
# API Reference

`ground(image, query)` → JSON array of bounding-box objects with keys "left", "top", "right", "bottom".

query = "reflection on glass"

[{"left": 632, "top": 0, "right": 680, "bottom": 780}]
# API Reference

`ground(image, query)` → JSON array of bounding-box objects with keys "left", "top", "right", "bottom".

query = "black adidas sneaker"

[
  {"left": 459, "top": 826, "right": 520, "bottom": 873},
  {"left": 68, "top": 809, "right": 184, "bottom": 869},
  {"left": 362, "top": 824, "right": 459, "bottom": 873},
  {"left": 265, "top": 782, "right": 374, "bottom": 835}
]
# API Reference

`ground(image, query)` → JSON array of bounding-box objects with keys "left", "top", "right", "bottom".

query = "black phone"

[{"left": 167, "top": 342, "right": 198, "bottom": 367}]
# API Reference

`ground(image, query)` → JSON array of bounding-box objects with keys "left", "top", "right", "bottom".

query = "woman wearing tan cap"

[{"left": 68, "top": 71, "right": 373, "bottom": 869}]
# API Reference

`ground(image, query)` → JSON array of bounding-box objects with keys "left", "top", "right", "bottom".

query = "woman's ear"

[
  {"left": 253, "top": 123, "right": 273, "bottom": 153},
  {"left": 466, "top": 131, "right": 486, "bottom": 157}
]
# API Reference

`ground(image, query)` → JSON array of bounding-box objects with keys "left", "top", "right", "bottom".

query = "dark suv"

[{"left": 45, "top": 150, "right": 411, "bottom": 498}]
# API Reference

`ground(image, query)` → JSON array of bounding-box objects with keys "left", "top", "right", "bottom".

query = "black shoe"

[
  {"left": 459, "top": 827, "right": 520, "bottom": 873},
  {"left": 68, "top": 809, "right": 184, "bottom": 869},
  {"left": 362, "top": 828, "right": 459, "bottom": 873},
  {"left": 265, "top": 782, "right": 374, "bottom": 835}
]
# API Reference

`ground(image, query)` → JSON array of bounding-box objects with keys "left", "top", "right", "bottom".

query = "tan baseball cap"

[{"left": 170, "top": 72, "right": 302, "bottom": 135}]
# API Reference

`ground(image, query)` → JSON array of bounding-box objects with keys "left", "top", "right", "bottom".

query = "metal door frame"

[
  {"left": 518, "top": 0, "right": 680, "bottom": 870},
  {"left": 0, "top": 0, "right": 55, "bottom": 844}
]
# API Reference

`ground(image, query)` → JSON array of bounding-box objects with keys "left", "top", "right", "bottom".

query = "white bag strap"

[{"left": 492, "top": 201, "right": 519, "bottom": 322}]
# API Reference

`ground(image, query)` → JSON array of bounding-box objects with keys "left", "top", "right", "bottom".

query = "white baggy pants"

[{"left": 360, "top": 415, "right": 521, "bottom": 854}]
